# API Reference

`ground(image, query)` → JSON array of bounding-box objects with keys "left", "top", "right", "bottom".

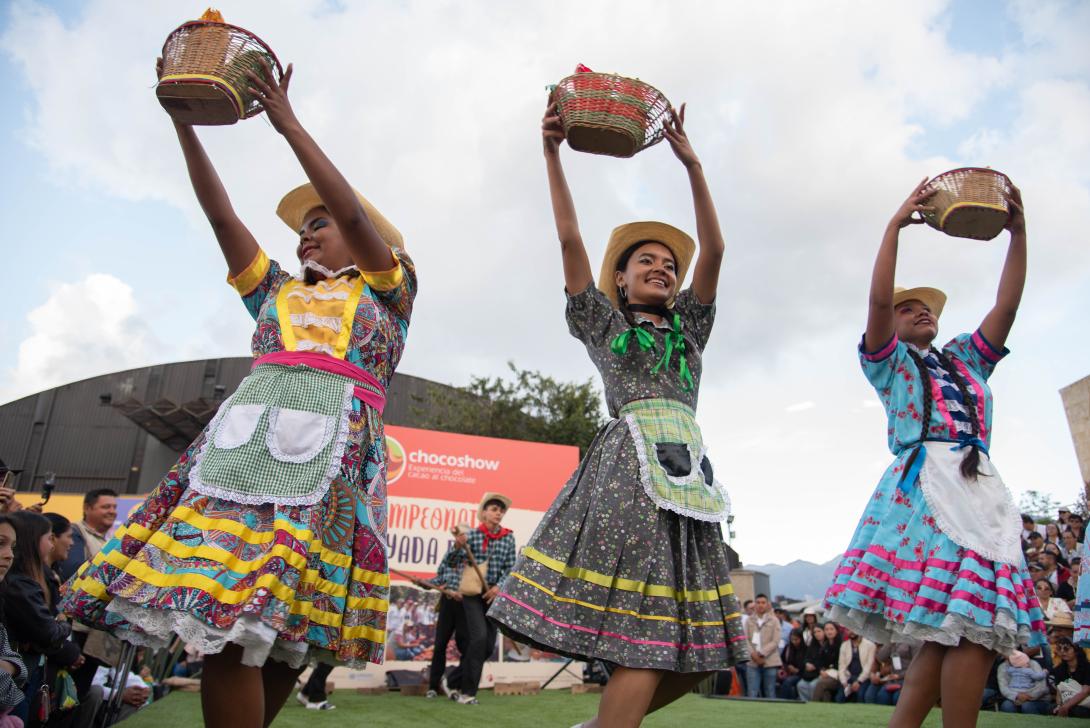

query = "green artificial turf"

[{"left": 122, "top": 690, "right": 1054, "bottom": 727}]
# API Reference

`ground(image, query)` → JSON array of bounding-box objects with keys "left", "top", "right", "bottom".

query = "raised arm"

[
  {"left": 247, "top": 61, "right": 394, "bottom": 272},
  {"left": 978, "top": 185, "right": 1026, "bottom": 350},
  {"left": 543, "top": 102, "right": 593, "bottom": 294},
  {"left": 159, "top": 60, "right": 258, "bottom": 276},
  {"left": 864, "top": 178, "right": 934, "bottom": 352},
  {"left": 664, "top": 104, "right": 723, "bottom": 305}
]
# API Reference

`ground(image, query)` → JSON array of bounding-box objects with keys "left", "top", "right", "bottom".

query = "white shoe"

[
  {"left": 456, "top": 694, "right": 479, "bottom": 705},
  {"left": 295, "top": 692, "right": 335, "bottom": 710},
  {"left": 426, "top": 690, "right": 439, "bottom": 699},
  {"left": 440, "top": 675, "right": 459, "bottom": 701}
]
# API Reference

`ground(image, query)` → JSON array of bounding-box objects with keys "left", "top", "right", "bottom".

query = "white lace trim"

[
  {"left": 288, "top": 312, "right": 342, "bottom": 333},
  {"left": 189, "top": 382, "right": 354, "bottom": 507},
  {"left": 265, "top": 407, "right": 335, "bottom": 464},
  {"left": 295, "top": 260, "right": 359, "bottom": 282},
  {"left": 623, "top": 414, "right": 731, "bottom": 522},
  {"left": 826, "top": 604, "right": 1033, "bottom": 657},
  {"left": 916, "top": 445, "right": 1024, "bottom": 564},
  {"left": 295, "top": 340, "right": 336, "bottom": 355}
]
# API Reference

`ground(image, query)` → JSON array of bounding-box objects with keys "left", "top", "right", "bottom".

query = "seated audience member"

[
  {"left": 1022, "top": 514, "right": 1043, "bottom": 543},
  {"left": 1025, "top": 531, "right": 1046, "bottom": 557},
  {"left": 863, "top": 642, "right": 914, "bottom": 706},
  {"left": 1061, "top": 528, "right": 1080, "bottom": 563},
  {"left": 1038, "top": 578, "right": 1074, "bottom": 621},
  {"left": 775, "top": 607, "right": 793, "bottom": 650},
  {"left": 1047, "top": 522, "right": 1064, "bottom": 548},
  {"left": 1043, "top": 546, "right": 1076, "bottom": 601},
  {"left": 997, "top": 650, "right": 1051, "bottom": 714},
  {"left": 0, "top": 515, "right": 28, "bottom": 718},
  {"left": 1, "top": 511, "right": 83, "bottom": 723},
  {"left": 810, "top": 623, "right": 845, "bottom": 702},
  {"left": 800, "top": 607, "right": 819, "bottom": 646},
  {"left": 834, "top": 630, "right": 874, "bottom": 703},
  {"left": 777, "top": 628, "right": 807, "bottom": 700},
  {"left": 90, "top": 663, "right": 150, "bottom": 726},
  {"left": 1052, "top": 636, "right": 1090, "bottom": 718},
  {"left": 796, "top": 625, "right": 827, "bottom": 702}
]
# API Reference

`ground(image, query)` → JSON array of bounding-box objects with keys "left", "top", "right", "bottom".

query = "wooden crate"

[
  {"left": 399, "top": 684, "right": 430, "bottom": 696},
  {"left": 493, "top": 681, "right": 541, "bottom": 696},
  {"left": 355, "top": 686, "right": 389, "bottom": 695},
  {"left": 571, "top": 683, "right": 603, "bottom": 694}
]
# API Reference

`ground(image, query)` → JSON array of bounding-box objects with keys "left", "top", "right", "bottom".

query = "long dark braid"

[
  {"left": 905, "top": 347, "right": 983, "bottom": 481},
  {"left": 902, "top": 348, "right": 935, "bottom": 485},
  {"left": 933, "top": 348, "right": 983, "bottom": 480}
]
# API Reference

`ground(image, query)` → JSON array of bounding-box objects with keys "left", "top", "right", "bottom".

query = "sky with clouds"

[{"left": 1, "top": 0, "right": 1088, "bottom": 567}]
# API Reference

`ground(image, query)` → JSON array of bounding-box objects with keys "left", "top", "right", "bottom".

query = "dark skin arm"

[
  {"left": 977, "top": 186, "right": 1026, "bottom": 350},
  {"left": 246, "top": 60, "right": 394, "bottom": 272},
  {"left": 158, "top": 58, "right": 259, "bottom": 276}
]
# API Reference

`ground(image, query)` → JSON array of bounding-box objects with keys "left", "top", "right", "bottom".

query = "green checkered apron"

[
  {"left": 619, "top": 398, "right": 730, "bottom": 522},
  {"left": 190, "top": 363, "right": 356, "bottom": 506}
]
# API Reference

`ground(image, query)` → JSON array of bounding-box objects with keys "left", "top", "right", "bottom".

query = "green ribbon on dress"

[
  {"left": 610, "top": 313, "right": 694, "bottom": 391},
  {"left": 610, "top": 326, "right": 655, "bottom": 356}
]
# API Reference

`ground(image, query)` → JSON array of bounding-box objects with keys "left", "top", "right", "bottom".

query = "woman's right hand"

[
  {"left": 890, "top": 177, "right": 935, "bottom": 229},
  {"left": 542, "top": 101, "right": 566, "bottom": 156}
]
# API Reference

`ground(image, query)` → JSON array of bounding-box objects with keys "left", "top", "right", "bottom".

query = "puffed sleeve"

[
  {"left": 944, "top": 329, "right": 1008, "bottom": 382},
  {"left": 364, "top": 248, "right": 417, "bottom": 329},
  {"left": 566, "top": 284, "right": 619, "bottom": 348},
  {"left": 672, "top": 287, "right": 716, "bottom": 351},
  {"left": 227, "top": 248, "right": 290, "bottom": 321},
  {"left": 858, "top": 333, "right": 909, "bottom": 392}
]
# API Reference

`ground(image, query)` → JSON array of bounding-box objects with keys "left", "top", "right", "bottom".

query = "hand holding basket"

[
  {"left": 551, "top": 69, "right": 672, "bottom": 158},
  {"left": 921, "top": 168, "right": 1013, "bottom": 240}
]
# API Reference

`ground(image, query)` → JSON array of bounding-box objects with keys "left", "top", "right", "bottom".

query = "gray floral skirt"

[{"left": 488, "top": 418, "right": 748, "bottom": 672}]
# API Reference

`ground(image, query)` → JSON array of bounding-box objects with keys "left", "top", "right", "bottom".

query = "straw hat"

[
  {"left": 478, "top": 492, "right": 512, "bottom": 522},
  {"left": 276, "top": 183, "right": 404, "bottom": 250},
  {"left": 598, "top": 221, "right": 695, "bottom": 308},
  {"left": 1047, "top": 611, "right": 1075, "bottom": 629},
  {"left": 893, "top": 286, "right": 946, "bottom": 319}
]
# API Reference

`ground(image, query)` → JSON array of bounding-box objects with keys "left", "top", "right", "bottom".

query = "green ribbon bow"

[
  {"left": 610, "top": 326, "right": 656, "bottom": 356},
  {"left": 610, "top": 314, "right": 694, "bottom": 391}
]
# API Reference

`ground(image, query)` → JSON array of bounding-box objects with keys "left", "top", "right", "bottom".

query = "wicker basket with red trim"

[
  {"left": 156, "top": 12, "right": 282, "bottom": 126},
  {"left": 553, "top": 72, "right": 671, "bottom": 158},
  {"left": 921, "top": 168, "right": 1013, "bottom": 241}
]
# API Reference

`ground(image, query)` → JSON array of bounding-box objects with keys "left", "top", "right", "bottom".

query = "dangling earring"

[{"left": 618, "top": 286, "right": 628, "bottom": 300}]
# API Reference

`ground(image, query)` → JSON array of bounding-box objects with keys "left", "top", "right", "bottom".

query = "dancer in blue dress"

[{"left": 824, "top": 178, "right": 1044, "bottom": 727}]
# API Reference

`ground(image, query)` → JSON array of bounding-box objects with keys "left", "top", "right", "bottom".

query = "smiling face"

[
  {"left": 894, "top": 299, "right": 938, "bottom": 348},
  {"left": 297, "top": 207, "right": 354, "bottom": 275},
  {"left": 615, "top": 242, "right": 677, "bottom": 307},
  {"left": 51, "top": 526, "right": 73, "bottom": 564}
]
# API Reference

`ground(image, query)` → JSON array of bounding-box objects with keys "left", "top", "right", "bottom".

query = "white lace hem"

[
  {"left": 826, "top": 604, "right": 1034, "bottom": 656},
  {"left": 624, "top": 414, "right": 731, "bottom": 523},
  {"left": 189, "top": 381, "right": 354, "bottom": 506}
]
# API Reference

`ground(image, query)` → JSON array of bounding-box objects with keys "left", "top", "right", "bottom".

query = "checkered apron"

[
  {"left": 619, "top": 398, "right": 730, "bottom": 521},
  {"left": 189, "top": 363, "right": 355, "bottom": 506}
]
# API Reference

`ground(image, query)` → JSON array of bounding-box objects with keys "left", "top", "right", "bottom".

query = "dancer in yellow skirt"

[{"left": 61, "top": 59, "right": 416, "bottom": 727}]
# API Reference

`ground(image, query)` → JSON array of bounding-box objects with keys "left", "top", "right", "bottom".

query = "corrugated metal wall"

[{"left": 0, "top": 359, "right": 456, "bottom": 496}]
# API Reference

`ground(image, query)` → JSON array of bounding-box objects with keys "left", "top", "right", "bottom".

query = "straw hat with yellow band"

[
  {"left": 600, "top": 221, "right": 698, "bottom": 391},
  {"left": 598, "top": 221, "right": 695, "bottom": 309},
  {"left": 893, "top": 286, "right": 946, "bottom": 319},
  {"left": 276, "top": 182, "right": 405, "bottom": 251}
]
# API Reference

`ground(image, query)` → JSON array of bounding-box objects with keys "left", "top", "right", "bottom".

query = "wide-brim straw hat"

[
  {"left": 478, "top": 492, "right": 512, "bottom": 522},
  {"left": 893, "top": 286, "right": 947, "bottom": 320},
  {"left": 1047, "top": 611, "right": 1075, "bottom": 629},
  {"left": 598, "top": 221, "right": 695, "bottom": 308},
  {"left": 276, "top": 183, "right": 404, "bottom": 251}
]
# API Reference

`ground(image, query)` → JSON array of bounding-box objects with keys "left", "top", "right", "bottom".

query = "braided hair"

[{"left": 905, "top": 347, "right": 983, "bottom": 481}]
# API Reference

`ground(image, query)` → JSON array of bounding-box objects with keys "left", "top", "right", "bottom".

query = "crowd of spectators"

[{"left": 0, "top": 475, "right": 159, "bottom": 728}]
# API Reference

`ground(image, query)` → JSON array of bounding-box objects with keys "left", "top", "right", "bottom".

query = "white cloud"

[
  {"left": 785, "top": 401, "right": 816, "bottom": 413},
  {"left": 0, "top": 274, "right": 165, "bottom": 402}
]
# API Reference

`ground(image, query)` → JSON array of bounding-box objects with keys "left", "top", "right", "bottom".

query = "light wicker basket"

[
  {"left": 922, "top": 168, "right": 1012, "bottom": 241},
  {"left": 553, "top": 72, "right": 671, "bottom": 158},
  {"left": 156, "top": 19, "right": 282, "bottom": 126}
]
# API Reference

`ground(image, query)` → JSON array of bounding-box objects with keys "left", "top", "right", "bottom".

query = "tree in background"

[
  {"left": 1019, "top": 489, "right": 1063, "bottom": 523},
  {"left": 413, "top": 362, "right": 605, "bottom": 456}
]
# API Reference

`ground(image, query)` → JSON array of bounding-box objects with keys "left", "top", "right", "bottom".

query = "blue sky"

[{"left": 1, "top": 0, "right": 1088, "bottom": 565}]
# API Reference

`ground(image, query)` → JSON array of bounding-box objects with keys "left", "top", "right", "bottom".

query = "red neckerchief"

[{"left": 478, "top": 522, "right": 511, "bottom": 553}]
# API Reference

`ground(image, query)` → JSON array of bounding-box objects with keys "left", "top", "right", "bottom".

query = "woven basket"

[
  {"left": 553, "top": 72, "right": 671, "bottom": 158},
  {"left": 921, "top": 168, "right": 1012, "bottom": 240},
  {"left": 157, "top": 20, "right": 282, "bottom": 126}
]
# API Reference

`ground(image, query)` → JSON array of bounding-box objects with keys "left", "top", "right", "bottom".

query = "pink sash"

[{"left": 253, "top": 351, "right": 387, "bottom": 414}]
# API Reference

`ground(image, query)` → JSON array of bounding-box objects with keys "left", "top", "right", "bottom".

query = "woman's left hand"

[
  {"left": 664, "top": 103, "right": 700, "bottom": 169},
  {"left": 246, "top": 59, "right": 298, "bottom": 135},
  {"left": 1005, "top": 183, "right": 1026, "bottom": 235}
]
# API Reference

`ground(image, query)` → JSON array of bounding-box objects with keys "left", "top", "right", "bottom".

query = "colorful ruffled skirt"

[
  {"left": 825, "top": 447, "right": 1046, "bottom": 655},
  {"left": 488, "top": 416, "right": 748, "bottom": 672},
  {"left": 61, "top": 363, "right": 392, "bottom": 668}
]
